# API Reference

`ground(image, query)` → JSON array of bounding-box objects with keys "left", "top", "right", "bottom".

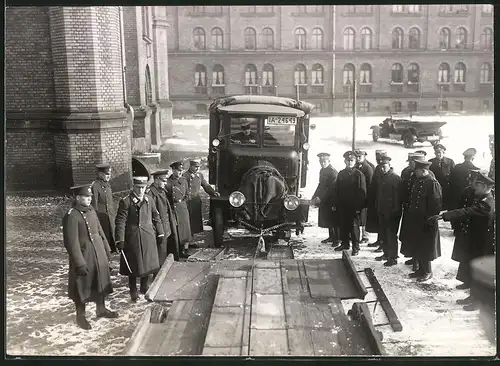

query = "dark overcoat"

[
  {"left": 91, "top": 179, "right": 116, "bottom": 252},
  {"left": 165, "top": 176, "right": 192, "bottom": 246},
  {"left": 489, "top": 157, "right": 495, "bottom": 180},
  {"left": 399, "top": 174, "right": 442, "bottom": 261},
  {"left": 429, "top": 156, "right": 455, "bottom": 210},
  {"left": 146, "top": 184, "right": 180, "bottom": 264},
  {"left": 115, "top": 193, "right": 164, "bottom": 277},
  {"left": 366, "top": 164, "right": 382, "bottom": 232},
  {"left": 62, "top": 204, "right": 113, "bottom": 304},
  {"left": 183, "top": 170, "right": 217, "bottom": 234},
  {"left": 312, "top": 165, "right": 339, "bottom": 228},
  {"left": 375, "top": 169, "right": 402, "bottom": 216},
  {"left": 449, "top": 161, "right": 479, "bottom": 210},
  {"left": 334, "top": 167, "right": 367, "bottom": 213},
  {"left": 356, "top": 160, "right": 374, "bottom": 226}
]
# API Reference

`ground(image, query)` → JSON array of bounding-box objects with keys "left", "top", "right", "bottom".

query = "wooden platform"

[{"left": 126, "top": 253, "right": 384, "bottom": 356}]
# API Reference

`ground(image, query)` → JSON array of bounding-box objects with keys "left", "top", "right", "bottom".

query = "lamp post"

[{"left": 352, "top": 79, "right": 357, "bottom": 151}]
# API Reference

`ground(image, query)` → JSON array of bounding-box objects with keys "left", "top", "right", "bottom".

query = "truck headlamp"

[
  {"left": 229, "top": 191, "right": 246, "bottom": 208},
  {"left": 284, "top": 195, "right": 300, "bottom": 211}
]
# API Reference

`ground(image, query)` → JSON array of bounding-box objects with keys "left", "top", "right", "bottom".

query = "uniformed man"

[
  {"left": 435, "top": 171, "right": 495, "bottom": 311},
  {"left": 449, "top": 148, "right": 479, "bottom": 210},
  {"left": 183, "top": 159, "right": 220, "bottom": 240},
  {"left": 332, "top": 151, "right": 367, "bottom": 256},
  {"left": 166, "top": 161, "right": 192, "bottom": 257},
  {"left": 311, "top": 152, "right": 339, "bottom": 244},
  {"left": 414, "top": 150, "right": 428, "bottom": 158},
  {"left": 374, "top": 156, "right": 402, "bottom": 266},
  {"left": 429, "top": 144, "right": 455, "bottom": 210},
  {"left": 232, "top": 118, "right": 259, "bottom": 144},
  {"left": 366, "top": 149, "right": 387, "bottom": 250},
  {"left": 63, "top": 183, "right": 118, "bottom": 330},
  {"left": 403, "top": 159, "right": 442, "bottom": 282},
  {"left": 488, "top": 134, "right": 494, "bottom": 194},
  {"left": 115, "top": 176, "right": 165, "bottom": 302},
  {"left": 147, "top": 170, "right": 181, "bottom": 264},
  {"left": 91, "top": 164, "right": 116, "bottom": 253},
  {"left": 354, "top": 149, "right": 374, "bottom": 244}
]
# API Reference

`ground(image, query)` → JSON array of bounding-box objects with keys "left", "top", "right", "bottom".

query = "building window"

[
  {"left": 192, "top": 6, "right": 204, "bottom": 13},
  {"left": 360, "top": 63, "right": 372, "bottom": 84},
  {"left": 262, "top": 27, "right": 274, "bottom": 49},
  {"left": 244, "top": 28, "right": 256, "bottom": 50},
  {"left": 246, "top": 6, "right": 273, "bottom": 13},
  {"left": 439, "top": 28, "right": 451, "bottom": 49},
  {"left": 294, "top": 64, "right": 307, "bottom": 85},
  {"left": 408, "top": 5, "right": 421, "bottom": 13},
  {"left": 392, "top": 101, "right": 402, "bottom": 113},
  {"left": 196, "top": 104, "right": 206, "bottom": 114},
  {"left": 391, "top": 63, "right": 403, "bottom": 83},
  {"left": 454, "top": 62, "right": 466, "bottom": 83},
  {"left": 211, "top": 27, "right": 223, "bottom": 50},
  {"left": 297, "top": 5, "right": 324, "bottom": 13},
  {"left": 194, "top": 64, "right": 207, "bottom": 87},
  {"left": 392, "top": 28, "right": 404, "bottom": 49},
  {"left": 438, "top": 63, "right": 451, "bottom": 83},
  {"left": 439, "top": 5, "right": 468, "bottom": 13},
  {"left": 142, "top": 7, "right": 150, "bottom": 38},
  {"left": 392, "top": 5, "right": 404, "bottom": 13},
  {"left": 312, "top": 64, "right": 324, "bottom": 85},
  {"left": 347, "top": 5, "right": 373, "bottom": 13},
  {"left": 407, "top": 101, "right": 418, "bottom": 112},
  {"left": 456, "top": 27, "right": 467, "bottom": 49},
  {"left": 455, "top": 100, "right": 464, "bottom": 111},
  {"left": 483, "top": 100, "right": 490, "bottom": 110},
  {"left": 343, "top": 28, "right": 355, "bottom": 50},
  {"left": 244, "top": 64, "right": 257, "bottom": 85},
  {"left": 343, "top": 63, "right": 355, "bottom": 85},
  {"left": 192, "top": 6, "right": 222, "bottom": 14},
  {"left": 483, "top": 4, "right": 493, "bottom": 14},
  {"left": 314, "top": 103, "right": 323, "bottom": 114},
  {"left": 343, "top": 100, "right": 353, "bottom": 113},
  {"left": 193, "top": 28, "right": 206, "bottom": 50},
  {"left": 262, "top": 64, "right": 274, "bottom": 86},
  {"left": 360, "top": 101, "right": 370, "bottom": 113},
  {"left": 407, "top": 63, "right": 420, "bottom": 83},
  {"left": 480, "top": 63, "right": 492, "bottom": 83},
  {"left": 361, "top": 27, "right": 372, "bottom": 50},
  {"left": 440, "top": 100, "right": 448, "bottom": 111},
  {"left": 481, "top": 28, "right": 493, "bottom": 50},
  {"left": 212, "top": 64, "right": 224, "bottom": 85},
  {"left": 145, "top": 65, "right": 152, "bottom": 104},
  {"left": 295, "top": 28, "right": 307, "bottom": 50},
  {"left": 408, "top": 27, "right": 420, "bottom": 49},
  {"left": 312, "top": 28, "right": 323, "bottom": 50}
]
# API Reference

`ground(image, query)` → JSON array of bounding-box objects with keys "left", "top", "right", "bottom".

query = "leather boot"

[
  {"left": 129, "top": 276, "right": 139, "bottom": 302},
  {"left": 140, "top": 276, "right": 150, "bottom": 295},
  {"left": 75, "top": 302, "right": 91, "bottom": 330}
]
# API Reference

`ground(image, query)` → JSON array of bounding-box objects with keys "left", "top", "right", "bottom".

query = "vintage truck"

[{"left": 371, "top": 117, "right": 446, "bottom": 148}]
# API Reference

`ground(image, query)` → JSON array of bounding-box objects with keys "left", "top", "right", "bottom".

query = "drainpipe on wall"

[
  {"left": 119, "top": 6, "right": 127, "bottom": 107},
  {"left": 332, "top": 5, "right": 336, "bottom": 116}
]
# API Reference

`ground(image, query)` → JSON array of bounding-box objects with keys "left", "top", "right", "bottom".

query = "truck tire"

[
  {"left": 212, "top": 206, "right": 224, "bottom": 248},
  {"left": 403, "top": 133, "right": 414, "bottom": 148},
  {"left": 372, "top": 130, "right": 379, "bottom": 142}
]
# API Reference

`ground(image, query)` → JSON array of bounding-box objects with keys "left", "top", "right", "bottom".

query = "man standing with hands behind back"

[{"left": 91, "top": 164, "right": 116, "bottom": 253}]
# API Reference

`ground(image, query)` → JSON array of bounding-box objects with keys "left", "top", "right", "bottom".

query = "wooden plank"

[
  {"left": 187, "top": 248, "right": 225, "bottom": 262},
  {"left": 286, "top": 329, "right": 315, "bottom": 356},
  {"left": 213, "top": 277, "right": 247, "bottom": 307},
  {"left": 364, "top": 267, "right": 403, "bottom": 332},
  {"left": 350, "top": 302, "right": 386, "bottom": 355},
  {"left": 217, "top": 269, "right": 249, "bottom": 278},
  {"left": 145, "top": 254, "right": 174, "bottom": 302},
  {"left": 212, "top": 260, "right": 254, "bottom": 273},
  {"left": 155, "top": 262, "right": 212, "bottom": 301},
  {"left": 267, "top": 245, "right": 294, "bottom": 260},
  {"left": 254, "top": 260, "right": 280, "bottom": 269},
  {"left": 284, "top": 299, "right": 336, "bottom": 329},
  {"left": 249, "top": 329, "right": 288, "bottom": 356},
  {"left": 202, "top": 347, "right": 242, "bottom": 356},
  {"left": 241, "top": 272, "right": 252, "bottom": 356},
  {"left": 253, "top": 267, "right": 282, "bottom": 294},
  {"left": 122, "top": 306, "right": 152, "bottom": 355},
  {"left": 281, "top": 260, "right": 308, "bottom": 297},
  {"left": 204, "top": 306, "right": 245, "bottom": 348},
  {"left": 251, "top": 294, "right": 285, "bottom": 330},
  {"left": 304, "top": 261, "right": 337, "bottom": 298},
  {"left": 342, "top": 251, "right": 368, "bottom": 299},
  {"left": 310, "top": 329, "right": 342, "bottom": 356}
]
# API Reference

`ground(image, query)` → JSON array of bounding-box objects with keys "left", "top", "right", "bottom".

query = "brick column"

[
  {"left": 152, "top": 6, "right": 174, "bottom": 141},
  {"left": 48, "top": 6, "right": 132, "bottom": 191}
]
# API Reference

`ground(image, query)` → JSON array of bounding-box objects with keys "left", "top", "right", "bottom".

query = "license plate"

[{"left": 267, "top": 116, "right": 297, "bottom": 125}]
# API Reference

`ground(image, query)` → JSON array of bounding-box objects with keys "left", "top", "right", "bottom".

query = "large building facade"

[{"left": 165, "top": 5, "right": 494, "bottom": 116}]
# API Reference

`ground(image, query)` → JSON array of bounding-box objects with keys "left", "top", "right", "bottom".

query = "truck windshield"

[{"left": 263, "top": 116, "right": 296, "bottom": 147}]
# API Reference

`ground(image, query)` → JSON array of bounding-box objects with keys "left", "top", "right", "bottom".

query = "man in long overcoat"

[
  {"left": 429, "top": 144, "right": 455, "bottom": 210},
  {"left": 91, "top": 164, "right": 116, "bottom": 253},
  {"left": 375, "top": 156, "right": 402, "bottom": 266},
  {"left": 115, "top": 176, "right": 165, "bottom": 301},
  {"left": 147, "top": 170, "right": 181, "bottom": 264},
  {"left": 183, "top": 160, "right": 220, "bottom": 239},
  {"left": 449, "top": 148, "right": 479, "bottom": 210},
  {"left": 63, "top": 183, "right": 118, "bottom": 330},
  {"left": 367, "top": 150, "right": 387, "bottom": 250},
  {"left": 166, "top": 161, "right": 192, "bottom": 257},
  {"left": 488, "top": 135, "right": 495, "bottom": 198},
  {"left": 333, "top": 151, "right": 367, "bottom": 256},
  {"left": 403, "top": 159, "right": 442, "bottom": 282},
  {"left": 354, "top": 149, "right": 374, "bottom": 244},
  {"left": 311, "top": 152, "right": 339, "bottom": 244}
]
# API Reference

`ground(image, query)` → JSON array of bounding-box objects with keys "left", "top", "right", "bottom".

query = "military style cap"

[
  {"left": 189, "top": 159, "right": 201, "bottom": 167},
  {"left": 476, "top": 171, "right": 495, "bottom": 187},
  {"left": 414, "top": 159, "right": 432, "bottom": 169},
  {"left": 343, "top": 151, "right": 355, "bottom": 160},
  {"left": 414, "top": 150, "right": 427, "bottom": 156},
  {"left": 380, "top": 156, "right": 392, "bottom": 163},
  {"left": 463, "top": 148, "right": 477, "bottom": 156},
  {"left": 433, "top": 143, "right": 446, "bottom": 152},
  {"left": 132, "top": 176, "right": 149, "bottom": 187},
  {"left": 170, "top": 161, "right": 184, "bottom": 170},
  {"left": 240, "top": 117, "right": 257, "bottom": 129},
  {"left": 375, "top": 149, "right": 387, "bottom": 154},
  {"left": 468, "top": 169, "right": 481, "bottom": 180},
  {"left": 354, "top": 149, "right": 367, "bottom": 156},
  {"left": 152, "top": 170, "right": 169, "bottom": 179},
  {"left": 70, "top": 183, "right": 93, "bottom": 196},
  {"left": 409, "top": 152, "right": 425, "bottom": 161},
  {"left": 317, "top": 152, "right": 330, "bottom": 158},
  {"left": 96, "top": 163, "right": 111, "bottom": 174}
]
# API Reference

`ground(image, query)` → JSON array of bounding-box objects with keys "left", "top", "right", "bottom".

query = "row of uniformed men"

[
  {"left": 311, "top": 143, "right": 495, "bottom": 289},
  {"left": 62, "top": 160, "right": 219, "bottom": 330}
]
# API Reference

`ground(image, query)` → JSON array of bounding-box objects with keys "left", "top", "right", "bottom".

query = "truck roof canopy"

[
  {"left": 209, "top": 95, "right": 314, "bottom": 115},
  {"left": 218, "top": 103, "right": 306, "bottom": 117}
]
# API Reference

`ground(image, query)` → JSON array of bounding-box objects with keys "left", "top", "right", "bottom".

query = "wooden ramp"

[{"left": 126, "top": 253, "right": 384, "bottom": 356}]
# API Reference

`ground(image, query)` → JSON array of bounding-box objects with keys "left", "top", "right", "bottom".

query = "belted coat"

[
  {"left": 312, "top": 165, "right": 339, "bottom": 228},
  {"left": 366, "top": 164, "right": 383, "bottom": 232},
  {"left": 182, "top": 170, "right": 217, "bottom": 234},
  {"left": 356, "top": 160, "right": 374, "bottom": 226},
  {"left": 429, "top": 156, "right": 455, "bottom": 210},
  {"left": 91, "top": 179, "right": 116, "bottom": 252},
  {"left": 449, "top": 161, "right": 479, "bottom": 210},
  {"left": 62, "top": 204, "right": 113, "bottom": 304},
  {"left": 165, "top": 176, "right": 192, "bottom": 246},
  {"left": 115, "top": 193, "right": 164, "bottom": 277},
  {"left": 333, "top": 167, "right": 367, "bottom": 213}
]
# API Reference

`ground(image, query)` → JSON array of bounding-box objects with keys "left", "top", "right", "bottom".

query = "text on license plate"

[{"left": 267, "top": 116, "right": 297, "bottom": 125}]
